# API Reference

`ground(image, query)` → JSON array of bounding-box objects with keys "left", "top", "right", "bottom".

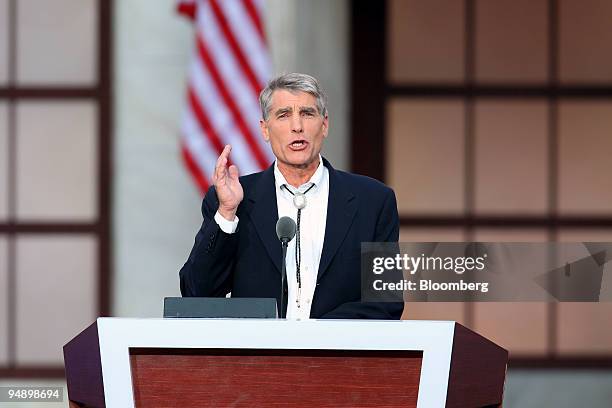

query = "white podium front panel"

[{"left": 94, "top": 318, "right": 456, "bottom": 408}]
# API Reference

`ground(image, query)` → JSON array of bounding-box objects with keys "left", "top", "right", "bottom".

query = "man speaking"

[{"left": 180, "top": 73, "right": 403, "bottom": 319}]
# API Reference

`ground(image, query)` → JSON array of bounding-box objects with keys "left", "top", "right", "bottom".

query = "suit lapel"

[
  {"left": 317, "top": 159, "right": 357, "bottom": 282},
  {"left": 244, "top": 165, "right": 282, "bottom": 274},
  {"left": 245, "top": 159, "right": 358, "bottom": 279}
]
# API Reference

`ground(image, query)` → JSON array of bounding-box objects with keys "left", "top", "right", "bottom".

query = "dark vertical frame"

[
  {"left": 98, "top": 0, "right": 113, "bottom": 319},
  {"left": 350, "top": 0, "right": 386, "bottom": 182},
  {"left": 463, "top": 0, "right": 476, "bottom": 328},
  {"left": 547, "top": 0, "right": 559, "bottom": 357},
  {"left": 351, "top": 0, "right": 612, "bottom": 368},
  {"left": 0, "top": 0, "right": 112, "bottom": 378},
  {"left": 464, "top": 0, "right": 475, "bottom": 226},
  {"left": 6, "top": 0, "right": 17, "bottom": 373}
]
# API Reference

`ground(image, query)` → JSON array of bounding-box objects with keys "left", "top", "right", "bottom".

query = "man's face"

[{"left": 260, "top": 89, "right": 328, "bottom": 169}]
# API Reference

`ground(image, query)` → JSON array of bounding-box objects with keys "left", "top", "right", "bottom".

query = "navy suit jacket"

[{"left": 179, "top": 158, "right": 403, "bottom": 319}]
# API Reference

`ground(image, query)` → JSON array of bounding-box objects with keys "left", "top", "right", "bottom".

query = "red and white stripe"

[{"left": 178, "top": 0, "right": 274, "bottom": 194}]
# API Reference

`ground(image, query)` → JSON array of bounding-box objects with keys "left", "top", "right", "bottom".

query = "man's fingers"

[
  {"left": 213, "top": 159, "right": 222, "bottom": 182},
  {"left": 220, "top": 144, "right": 231, "bottom": 161},
  {"left": 213, "top": 163, "right": 223, "bottom": 184},
  {"left": 214, "top": 147, "right": 227, "bottom": 171},
  {"left": 218, "top": 162, "right": 226, "bottom": 176},
  {"left": 214, "top": 145, "right": 232, "bottom": 182}
]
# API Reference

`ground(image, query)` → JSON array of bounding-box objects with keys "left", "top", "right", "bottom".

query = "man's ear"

[
  {"left": 260, "top": 119, "right": 270, "bottom": 142},
  {"left": 322, "top": 115, "right": 329, "bottom": 138}
]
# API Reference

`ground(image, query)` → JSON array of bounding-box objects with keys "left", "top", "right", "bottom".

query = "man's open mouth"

[{"left": 289, "top": 140, "right": 308, "bottom": 150}]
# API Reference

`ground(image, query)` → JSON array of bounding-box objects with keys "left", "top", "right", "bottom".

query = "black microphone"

[
  {"left": 275, "top": 217, "right": 296, "bottom": 318},
  {"left": 276, "top": 216, "right": 296, "bottom": 244}
]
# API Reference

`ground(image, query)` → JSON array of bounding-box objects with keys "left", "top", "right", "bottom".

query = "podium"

[{"left": 64, "top": 318, "right": 508, "bottom": 407}]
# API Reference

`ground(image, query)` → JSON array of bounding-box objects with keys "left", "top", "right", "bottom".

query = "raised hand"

[{"left": 213, "top": 145, "right": 243, "bottom": 221}]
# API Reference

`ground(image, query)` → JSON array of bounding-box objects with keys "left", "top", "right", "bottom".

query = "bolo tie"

[{"left": 281, "top": 183, "right": 316, "bottom": 309}]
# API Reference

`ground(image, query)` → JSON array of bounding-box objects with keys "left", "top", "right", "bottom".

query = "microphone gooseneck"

[{"left": 275, "top": 217, "right": 296, "bottom": 317}]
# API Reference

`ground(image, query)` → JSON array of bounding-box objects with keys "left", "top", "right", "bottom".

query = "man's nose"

[{"left": 290, "top": 113, "right": 303, "bottom": 133}]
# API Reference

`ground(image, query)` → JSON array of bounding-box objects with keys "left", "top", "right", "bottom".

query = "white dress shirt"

[
  {"left": 214, "top": 156, "right": 329, "bottom": 320},
  {"left": 273, "top": 157, "right": 329, "bottom": 319}
]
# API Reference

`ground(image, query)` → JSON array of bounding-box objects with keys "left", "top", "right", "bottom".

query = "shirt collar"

[{"left": 274, "top": 154, "right": 324, "bottom": 193}]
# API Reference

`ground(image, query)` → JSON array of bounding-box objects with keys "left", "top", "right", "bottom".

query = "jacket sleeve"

[
  {"left": 179, "top": 186, "right": 239, "bottom": 297},
  {"left": 321, "top": 187, "right": 404, "bottom": 320}
]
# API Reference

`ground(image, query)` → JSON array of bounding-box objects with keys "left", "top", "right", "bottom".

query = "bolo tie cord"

[{"left": 281, "top": 183, "right": 315, "bottom": 307}]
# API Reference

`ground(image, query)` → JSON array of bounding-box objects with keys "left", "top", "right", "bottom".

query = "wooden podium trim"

[
  {"left": 63, "top": 322, "right": 105, "bottom": 408},
  {"left": 446, "top": 324, "right": 508, "bottom": 408},
  {"left": 129, "top": 348, "right": 423, "bottom": 407}
]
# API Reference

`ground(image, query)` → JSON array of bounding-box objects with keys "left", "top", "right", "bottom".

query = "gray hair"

[{"left": 259, "top": 73, "right": 328, "bottom": 121}]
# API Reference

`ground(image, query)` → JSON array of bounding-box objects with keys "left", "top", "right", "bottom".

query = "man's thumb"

[{"left": 228, "top": 164, "right": 240, "bottom": 179}]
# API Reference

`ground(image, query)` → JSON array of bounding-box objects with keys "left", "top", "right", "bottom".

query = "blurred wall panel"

[
  {"left": 369, "top": 0, "right": 612, "bottom": 369},
  {"left": 557, "top": 230, "right": 612, "bottom": 355},
  {"left": 475, "top": 0, "right": 548, "bottom": 83},
  {"left": 387, "top": 99, "right": 465, "bottom": 215},
  {"left": 388, "top": 0, "right": 464, "bottom": 84},
  {"left": 473, "top": 229, "right": 549, "bottom": 356},
  {"left": 559, "top": 101, "right": 612, "bottom": 215},
  {"left": 0, "top": 0, "right": 8, "bottom": 85},
  {"left": 0, "top": 0, "right": 108, "bottom": 376},
  {"left": 474, "top": 100, "right": 548, "bottom": 215},
  {"left": 16, "top": 0, "right": 97, "bottom": 85},
  {"left": 404, "top": 303, "right": 467, "bottom": 325},
  {"left": 560, "top": 0, "right": 612, "bottom": 83},
  {"left": 0, "top": 102, "right": 7, "bottom": 221},
  {"left": 16, "top": 101, "right": 98, "bottom": 221},
  {"left": 400, "top": 228, "right": 466, "bottom": 243},
  {"left": 0, "top": 237, "right": 8, "bottom": 365},
  {"left": 15, "top": 235, "right": 97, "bottom": 365}
]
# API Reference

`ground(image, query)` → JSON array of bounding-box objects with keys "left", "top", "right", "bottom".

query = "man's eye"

[{"left": 302, "top": 111, "right": 314, "bottom": 116}]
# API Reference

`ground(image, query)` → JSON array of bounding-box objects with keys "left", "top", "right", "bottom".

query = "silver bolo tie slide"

[{"left": 293, "top": 192, "right": 307, "bottom": 210}]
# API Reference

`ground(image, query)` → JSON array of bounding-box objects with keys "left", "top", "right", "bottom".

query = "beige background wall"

[
  {"left": 0, "top": 0, "right": 101, "bottom": 368},
  {"left": 387, "top": 0, "right": 612, "bottom": 358}
]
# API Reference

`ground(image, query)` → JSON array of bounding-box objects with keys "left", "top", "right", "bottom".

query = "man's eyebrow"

[
  {"left": 299, "top": 106, "right": 317, "bottom": 113},
  {"left": 274, "top": 107, "right": 292, "bottom": 115}
]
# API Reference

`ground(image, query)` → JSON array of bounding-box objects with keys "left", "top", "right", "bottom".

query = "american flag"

[{"left": 178, "top": 0, "right": 274, "bottom": 193}]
